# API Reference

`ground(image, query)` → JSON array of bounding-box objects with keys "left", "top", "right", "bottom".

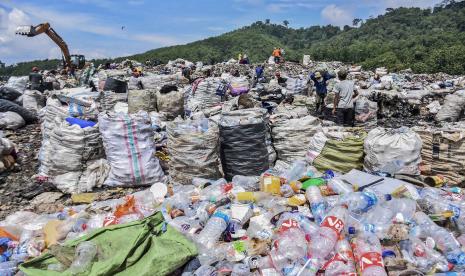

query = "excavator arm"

[{"left": 16, "top": 22, "right": 72, "bottom": 68}]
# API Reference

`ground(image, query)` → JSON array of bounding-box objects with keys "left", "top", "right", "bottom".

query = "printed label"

[
  {"left": 321, "top": 216, "right": 345, "bottom": 235},
  {"left": 278, "top": 219, "right": 300, "bottom": 233},
  {"left": 359, "top": 252, "right": 384, "bottom": 271}
]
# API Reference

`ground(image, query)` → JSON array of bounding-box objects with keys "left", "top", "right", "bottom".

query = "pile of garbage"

[{"left": 0, "top": 57, "right": 465, "bottom": 275}]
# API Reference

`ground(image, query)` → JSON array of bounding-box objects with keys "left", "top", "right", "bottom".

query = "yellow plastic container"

[{"left": 260, "top": 176, "right": 281, "bottom": 195}]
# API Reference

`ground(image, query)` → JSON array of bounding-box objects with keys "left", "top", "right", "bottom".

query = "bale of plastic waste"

[
  {"left": 167, "top": 118, "right": 221, "bottom": 185},
  {"left": 435, "top": 90, "right": 465, "bottom": 122},
  {"left": 0, "top": 111, "right": 25, "bottom": 130},
  {"left": 156, "top": 87, "right": 184, "bottom": 120},
  {"left": 414, "top": 125, "right": 465, "bottom": 185},
  {"left": 306, "top": 127, "right": 366, "bottom": 173},
  {"left": 100, "top": 91, "right": 127, "bottom": 112},
  {"left": 364, "top": 127, "right": 422, "bottom": 175},
  {"left": 272, "top": 115, "right": 321, "bottom": 163},
  {"left": 3, "top": 76, "right": 28, "bottom": 94},
  {"left": 98, "top": 111, "right": 166, "bottom": 187},
  {"left": 354, "top": 96, "right": 378, "bottom": 129},
  {"left": 285, "top": 77, "right": 308, "bottom": 95},
  {"left": 22, "top": 90, "right": 46, "bottom": 113},
  {"left": 185, "top": 78, "right": 223, "bottom": 116},
  {"left": 220, "top": 109, "right": 269, "bottom": 180},
  {"left": 127, "top": 89, "right": 156, "bottom": 113}
]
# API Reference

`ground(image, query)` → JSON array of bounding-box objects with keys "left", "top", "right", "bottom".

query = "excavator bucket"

[{"left": 15, "top": 25, "right": 35, "bottom": 36}]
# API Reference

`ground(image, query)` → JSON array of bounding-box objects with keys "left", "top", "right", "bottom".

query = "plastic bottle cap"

[
  {"left": 348, "top": 227, "right": 356, "bottom": 234},
  {"left": 382, "top": 250, "right": 396, "bottom": 259},
  {"left": 385, "top": 194, "right": 392, "bottom": 201}
]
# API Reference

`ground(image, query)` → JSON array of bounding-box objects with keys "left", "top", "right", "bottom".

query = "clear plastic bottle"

[
  {"left": 199, "top": 178, "right": 231, "bottom": 202},
  {"left": 383, "top": 198, "right": 417, "bottom": 223},
  {"left": 281, "top": 160, "right": 307, "bottom": 183},
  {"left": 323, "top": 237, "right": 356, "bottom": 275},
  {"left": 196, "top": 212, "right": 230, "bottom": 249},
  {"left": 231, "top": 263, "right": 250, "bottom": 276},
  {"left": 305, "top": 186, "right": 327, "bottom": 224},
  {"left": 280, "top": 184, "right": 294, "bottom": 198},
  {"left": 413, "top": 211, "right": 465, "bottom": 266},
  {"left": 341, "top": 191, "right": 392, "bottom": 214},
  {"left": 68, "top": 241, "right": 98, "bottom": 274},
  {"left": 309, "top": 205, "right": 348, "bottom": 264},
  {"left": 232, "top": 175, "right": 259, "bottom": 190},
  {"left": 352, "top": 232, "right": 387, "bottom": 276},
  {"left": 0, "top": 261, "right": 16, "bottom": 276},
  {"left": 400, "top": 237, "right": 449, "bottom": 272},
  {"left": 328, "top": 178, "right": 353, "bottom": 195},
  {"left": 276, "top": 212, "right": 319, "bottom": 238}
]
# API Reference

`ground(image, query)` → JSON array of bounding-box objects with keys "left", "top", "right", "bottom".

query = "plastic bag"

[
  {"left": 435, "top": 90, "right": 465, "bottom": 122},
  {"left": 0, "top": 111, "right": 25, "bottom": 130},
  {"left": 354, "top": 96, "right": 378, "bottom": 128}
]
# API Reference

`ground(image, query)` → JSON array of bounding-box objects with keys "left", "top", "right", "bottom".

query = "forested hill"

[{"left": 2, "top": 1, "right": 465, "bottom": 76}]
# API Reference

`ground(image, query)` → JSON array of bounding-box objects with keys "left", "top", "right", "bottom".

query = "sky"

[{"left": 0, "top": 0, "right": 442, "bottom": 65}]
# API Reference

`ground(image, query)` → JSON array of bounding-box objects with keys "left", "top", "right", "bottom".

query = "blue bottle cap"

[
  {"left": 385, "top": 194, "right": 392, "bottom": 201},
  {"left": 348, "top": 226, "right": 356, "bottom": 234},
  {"left": 382, "top": 250, "right": 396, "bottom": 258}
]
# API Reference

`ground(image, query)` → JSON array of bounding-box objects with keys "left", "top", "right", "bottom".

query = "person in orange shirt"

[{"left": 272, "top": 48, "right": 281, "bottom": 64}]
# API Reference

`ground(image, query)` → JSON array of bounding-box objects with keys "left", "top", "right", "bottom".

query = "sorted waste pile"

[{"left": 1, "top": 57, "right": 465, "bottom": 275}]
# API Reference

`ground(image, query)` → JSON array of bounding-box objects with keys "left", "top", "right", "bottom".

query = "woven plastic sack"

[
  {"left": 436, "top": 90, "right": 465, "bottom": 122},
  {"left": 22, "top": 90, "right": 46, "bottom": 112},
  {"left": 355, "top": 96, "right": 378, "bottom": 128},
  {"left": 167, "top": 118, "right": 221, "bottom": 184},
  {"left": 414, "top": 125, "right": 465, "bottom": 185},
  {"left": 100, "top": 91, "right": 127, "bottom": 112},
  {"left": 185, "top": 78, "right": 223, "bottom": 114},
  {"left": 156, "top": 89, "right": 184, "bottom": 120},
  {"left": 128, "top": 89, "right": 156, "bottom": 113},
  {"left": 306, "top": 127, "right": 366, "bottom": 173},
  {"left": 99, "top": 111, "right": 166, "bottom": 187},
  {"left": 286, "top": 77, "right": 308, "bottom": 95},
  {"left": 272, "top": 115, "right": 321, "bottom": 163},
  {"left": 364, "top": 127, "right": 422, "bottom": 175},
  {"left": 4, "top": 76, "right": 28, "bottom": 93}
]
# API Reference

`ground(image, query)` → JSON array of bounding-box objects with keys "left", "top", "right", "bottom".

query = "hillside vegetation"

[{"left": 2, "top": 1, "right": 464, "bottom": 76}]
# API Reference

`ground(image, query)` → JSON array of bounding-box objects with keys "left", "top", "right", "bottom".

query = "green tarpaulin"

[{"left": 20, "top": 212, "right": 197, "bottom": 276}]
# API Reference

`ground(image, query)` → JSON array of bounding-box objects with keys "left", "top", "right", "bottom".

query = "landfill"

[{"left": 0, "top": 58, "right": 465, "bottom": 276}]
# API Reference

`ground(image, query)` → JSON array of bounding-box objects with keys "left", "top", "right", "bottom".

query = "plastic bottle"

[
  {"left": 400, "top": 237, "right": 449, "bottom": 272},
  {"left": 341, "top": 191, "right": 392, "bottom": 214},
  {"left": 413, "top": 211, "right": 465, "bottom": 266},
  {"left": 196, "top": 212, "right": 230, "bottom": 249},
  {"left": 199, "top": 179, "right": 231, "bottom": 202},
  {"left": 280, "top": 184, "right": 294, "bottom": 198},
  {"left": 352, "top": 232, "right": 387, "bottom": 276},
  {"left": 383, "top": 198, "right": 417, "bottom": 223},
  {"left": 277, "top": 212, "right": 319, "bottom": 238},
  {"left": 328, "top": 178, "right": 353, "bottom": 195},
  {"left": 305, "top": 186, "right": 327, "bottom": 224},
  {"left": 323, "top": 237, "right": 356, "bottom": 275},
  {"left": 0, "top": 261, "right": 17, "bottom": 276},
  {"left": 68, "top": 241, "right": 98, "bottom": 274},
  {"left": 309, "top": 205, "right": 348, "bottom": 265},
  {"left": 232, "top": 175, "right": 259, "bottom": 190},
  {"left": 231, "top": 263, "right": 250, "bottom": 276},
  {"left": 281, "top": 160, "right": 306, "bottom": 183}
]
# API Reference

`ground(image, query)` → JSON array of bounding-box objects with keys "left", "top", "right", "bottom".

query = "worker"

[
  {"left": 309, "top": 70, "right": 335, "bottom": 114},
  {"left": 371, "top": 73, "right": 381, "bottom": 85},
  {"left": 181, "top": 63, "right": 192, "bottom": 82},
  {"left": 68, "top": 66, "right": 76, "bottom": 79},
  {"left": 275, "top": 71, "right": 287, "bottom": 86},
  {"left": 238, "top": 53, "right": 243, "bottom": 63},
  {"left": 333, "top": 68, "right": 358, "bottom": 127},
  {"left": 29, "top": 67, "right": 44, "bottom": 92},
  {"left": 272, "top": 48, "right": 281, "bottom": 64},
  {"left": 240, "top": 54, "right": 250, "bottom": 65}
]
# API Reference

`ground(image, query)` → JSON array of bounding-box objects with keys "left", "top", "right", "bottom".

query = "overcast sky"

[{"left": 0, "top": 0, "right": 442, "bottom": 64}]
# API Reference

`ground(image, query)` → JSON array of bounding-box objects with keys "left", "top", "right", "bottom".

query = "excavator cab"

[{"left": 70, "top": 55, "right": 86, "bottom": 69}]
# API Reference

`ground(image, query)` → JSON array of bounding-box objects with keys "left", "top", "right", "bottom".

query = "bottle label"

[
  {"left": 321, "top": 250, "right": 355, "bottom": 270},
  {"left": 321, "top": 216, "right": 345, "bottom": 235},
  {"left": 363, "top": 223, "right": 375, "bottom": 233},
  {"left": 359, "top": 252, "right": 384, "bottom": 271},
  {"left": 448, "top": 204, "right": 461, "bottom": 221},
  {"left": 213, "top": 212, "right": 230, "bottom": 223},
  {"left": 310, "top": 202, "right": 326, "bottom": 224},
  {"left": 278, "top": 219, "right": 299, "bottom": 233}
]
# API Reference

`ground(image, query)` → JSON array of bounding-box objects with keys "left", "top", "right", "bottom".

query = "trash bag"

[
  {"left": 306, "top": 127, "right": 366, "bottom": 173},
  {"left": 435, "top": 90, "right": 465, "bottom": 122},
  {"left": 230, "top": 77, "right": 249, "bottom": 96},
  {"left": 4, "top": 76, "right": 28, "bottom": 93},
  {"left": 0, "top": 86, "right": 22, "bottom": 101},
  {"left": 414, "top": 125, "right": 465, "bottom": 185},
  {"left": 167, "top": 118, "right": 221, "bottom": 185},
  {"left": 272, "top": 115, "right": 321, "bottom": 163},
  {"left": 140, "top": 73, "right": 188, "bottom": 89},
  {"left": 364, "top": 127, "right": 422, "bottom": 175},
  {"left": 103, "top": 78, "right": 127, "bottom": 93},
  {"left": 156, "top": 89, "right": 184, "bottom": 120},
  {"left": 0, "top": 111, "right": 25, "bottom": 130},
  {"left": 98, "top": 111, "right": 166, "bottom": 187},
  {"left": 19, "top": 212, "right": 197, "bottom": 276},
  {"left": 220, "top": 110, "right": 269, "bottom": 180},
  {"left": 354, "top": 96, "right": 378, "bottom": 128},
  {"left": 22, "top": 90, "right": 46, "bottom": 112},
  {"left": 127, "top": 89, "right": 156, "bottom": 113},
  {"left": 0, "top": 99, "right": 37, "bottom": 123}
]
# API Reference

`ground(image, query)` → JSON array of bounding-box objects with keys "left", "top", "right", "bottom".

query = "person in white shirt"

[{"left": 332, "top": 68, "right": 358, "bottom": 126}]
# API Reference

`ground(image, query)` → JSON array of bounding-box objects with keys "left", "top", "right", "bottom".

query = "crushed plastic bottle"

[
  {"left": 322, "top": 236, "right": 356, "bottom": 275},
  {"left": 281, "top": 160, "right": 307, "bottom": 183},
  {"left": 341, "top": 191, "right": 392, "bottom": 214},
  {"left": 68, "top": 241, "right": 98, "bottom": 275},
  {"left": 305, "top": 186, "right": 327, "bottom": 224},
  {"left": 196, "top": 211, "right": 230, "bottom": 249},
  {"left": 232, "top": 175, "right": 259, "bottom": 190},
  {"left": 351, "top": 232, "right": 387, "bottom": 276}
]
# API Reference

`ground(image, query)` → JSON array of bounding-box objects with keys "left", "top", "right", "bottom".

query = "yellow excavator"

[{"left": 15, "top": 22, "right": 86, "bottom": 69}]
